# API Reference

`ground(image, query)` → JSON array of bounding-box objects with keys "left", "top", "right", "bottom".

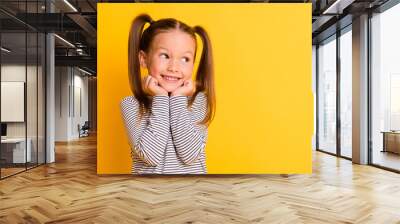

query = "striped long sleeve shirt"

[{"left": 120, "top": 92, "right": 208, "bottom": 174}]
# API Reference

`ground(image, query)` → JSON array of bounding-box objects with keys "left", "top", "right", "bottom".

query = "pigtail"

[
  {"left": 128, "top": 14, "right": 153, "bottom": 112},
  {"left": 193, "top": 26, "right": 216, "bottom": 126},
  {"left": 127, "top": 16, "right": 214, "bottom": 124}
]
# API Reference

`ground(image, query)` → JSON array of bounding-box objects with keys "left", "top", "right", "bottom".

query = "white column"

[
  {"left": 45, "top": 0, "right": 55, "bottom": 163},
  {"left": 352, "top": 14, "right": 369, "bottom": 164},
  {"left": 46, "top": 32, "right": 55, "bottom": 163}
]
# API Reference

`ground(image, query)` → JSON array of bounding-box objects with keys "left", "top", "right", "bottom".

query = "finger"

[
  {"left": 146, "top": 76, "right": 152, "bottom": 89},
  {"left": 141, "top": 76, "right": 146, "bottom": 87},
  {"left": 142, "top": 76, "right": 149, "bottom": 87},
  {"left": 144, "top": 76, "right": 153, "bottom": 93},
  {"left": 150, "top": 79, "right": 160, "bottom": 91},
  {"left": 141, "top": 76, "right": 148, "bottom": 92},
  {"left": 152, "top": 78, "right": 158, "bottom": 86}
]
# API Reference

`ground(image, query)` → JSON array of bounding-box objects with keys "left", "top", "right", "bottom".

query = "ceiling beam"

[
  {"left": 55, "top": 55, "right": 96, "bottom": 69},
  {"left": 322, "top": 0, "right": 356, "bottom": 14},
  {"left": 67, "top": 13, "right": 97, "bottom": 39}
]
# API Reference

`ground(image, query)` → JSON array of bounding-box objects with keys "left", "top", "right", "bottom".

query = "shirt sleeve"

[
  {"left": 120, "top": 96, "right": 170, "bottom": 166},
  {"left": 169, "top": 92, "right": 208, "bottom": 165}
]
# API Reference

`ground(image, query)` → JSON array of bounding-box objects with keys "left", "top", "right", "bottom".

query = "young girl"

[{"left": 120, "top": 14, "right": 215, "bottom": 174}]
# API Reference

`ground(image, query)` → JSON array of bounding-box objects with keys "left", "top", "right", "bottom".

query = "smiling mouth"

[{"left": 161, "top": 75, "right": 181, "bottom": 82}]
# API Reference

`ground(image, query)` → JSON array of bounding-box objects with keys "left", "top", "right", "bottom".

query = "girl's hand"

[
  {"left": 142, "top": 75, "right": 168, "bottom": 96},
  {"left": 171, "top": 79, "right": 195, "bottom": 97}
]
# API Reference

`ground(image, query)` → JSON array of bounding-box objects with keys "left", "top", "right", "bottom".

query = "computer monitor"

[{"left": 1, "top": 123, "right": 7, "bottom": 137}]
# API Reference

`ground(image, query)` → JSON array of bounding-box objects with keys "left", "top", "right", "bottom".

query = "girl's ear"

[{"left": 139, "top": 50, "right": 147, "bottom": 68}]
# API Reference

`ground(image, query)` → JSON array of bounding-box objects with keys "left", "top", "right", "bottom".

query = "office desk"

[
  {"left": 381, "top": 131, "right": 400, "bottom": 154},
  {"left": 1, "top": 138, "right": 31, "bottom": 163}
]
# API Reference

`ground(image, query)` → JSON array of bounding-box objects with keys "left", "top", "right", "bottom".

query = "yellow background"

[{"left": 97, "top": 3, "right": 313, "bottom": 174}]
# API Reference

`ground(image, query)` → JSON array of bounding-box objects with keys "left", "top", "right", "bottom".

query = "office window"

[
  {"left": 312, "top": 45, "right": 317, "bottom": 151},
  {"left": 318, "top": 35, "right": 337, "bottom": 154},
  {"left": 371, "top": 2, "right": 400, "bottom": 171},
  {"left": 340, "top": 27, "right": 352, "bottom": 158}
]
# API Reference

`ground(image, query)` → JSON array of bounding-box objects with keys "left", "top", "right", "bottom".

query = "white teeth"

[{"left": 163, "top": 75, "right": 179, "bottom": 81}]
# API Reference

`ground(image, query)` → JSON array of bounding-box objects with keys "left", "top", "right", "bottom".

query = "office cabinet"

[{"left": 382, "top": 132, "right": 400, "bottom": 154}]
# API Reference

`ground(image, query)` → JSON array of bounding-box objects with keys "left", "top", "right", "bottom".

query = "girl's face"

[{"left": 139, "top": 30, "right": 196, "bottom": 93}]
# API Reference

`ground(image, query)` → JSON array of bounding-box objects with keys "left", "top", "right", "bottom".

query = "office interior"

[
  {"left": 0, "top": 0, "right": 97, "bottom": 179},
  {"left": 314, "top": 0, "right": 400, "bottom": 172},
  {"left": 0, "top": 0, "right": 400, "bottom": 222}
]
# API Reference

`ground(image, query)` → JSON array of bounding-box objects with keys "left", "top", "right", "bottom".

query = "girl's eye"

[
  {"left": 181, "top": 57, "right": 190, "bottom": 63},
  {"left": 160, "top": 53, "right": 169, "bottom": 59}
]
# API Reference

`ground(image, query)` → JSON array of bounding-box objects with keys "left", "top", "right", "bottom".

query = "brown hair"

[{"left": 128, "top": 14, "right": 215, "bottom": 126}]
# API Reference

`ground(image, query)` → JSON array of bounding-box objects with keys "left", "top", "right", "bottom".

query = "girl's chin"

[{"left": 160, "top": 84, "right": 180, "bottom": 93}]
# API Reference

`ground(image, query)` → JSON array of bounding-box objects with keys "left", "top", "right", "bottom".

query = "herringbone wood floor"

[{"left": 1, "top": 134, "right": 400, "bottom": 223}]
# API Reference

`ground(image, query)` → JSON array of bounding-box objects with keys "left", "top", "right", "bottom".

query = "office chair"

[{"left": 79, "top": 121, "right": 90, "bottom": 138}]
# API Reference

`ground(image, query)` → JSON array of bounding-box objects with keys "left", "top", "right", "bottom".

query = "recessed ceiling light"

[
  {"left": 63, "top": 0, "right": 78, "bottom": 12},
  {"left": 1, "top": 47, "right": 11, "bottom": 53},
  {"left": 77, "top": 67, "right": 93, "bottom": 76},
  {"left": 54, "top": 34, "right": 75, "bottom": 48}
]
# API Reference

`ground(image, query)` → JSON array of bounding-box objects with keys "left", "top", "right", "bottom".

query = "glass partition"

[
  {"left": 1, "top": 30, "right": 28, "bottom": 178},
  {"left": 317, "top": 35, "right": 337, "bottom": 154},
  {"left": 0, "top": 1, "right": 46, "bottom": 179}
]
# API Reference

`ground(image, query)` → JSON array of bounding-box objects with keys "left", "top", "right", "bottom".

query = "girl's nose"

[{"left": 167, "top": 59, "right": 179, "bottom": 72}]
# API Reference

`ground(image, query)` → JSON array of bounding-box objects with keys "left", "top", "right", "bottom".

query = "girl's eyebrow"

[
  {"left": 157, "top": 47, "right": 169, "bottom": 51},
  {"left": 157, "top": 47, "right": 194, "bottom": 56},
  {"left": 183, "top": 51, "right": 194, "bottom": 56}
]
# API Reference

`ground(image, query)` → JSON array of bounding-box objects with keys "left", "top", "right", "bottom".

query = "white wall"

[
  {"left": 55, "top": 66, "right": 69, "bottom": 141},
  {"left": 1, "top": 65, "right": 26, "bottom": 134},
  {"left": 55, "top": 67, "right": 89, "bottom": 141},
  {"left": 1, "top": 65, "right": 38, "bottom": 137},
  {"left": 72, "top": 73, "right": 89, "bottom": 138},
  {"left": 1, "top": 63, "right": 46, "bottom": 163}
]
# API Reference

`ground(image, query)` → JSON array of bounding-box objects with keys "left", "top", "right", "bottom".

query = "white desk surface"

[{"left": 1, "top": 138, "right": 27, "bottom": 143}]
